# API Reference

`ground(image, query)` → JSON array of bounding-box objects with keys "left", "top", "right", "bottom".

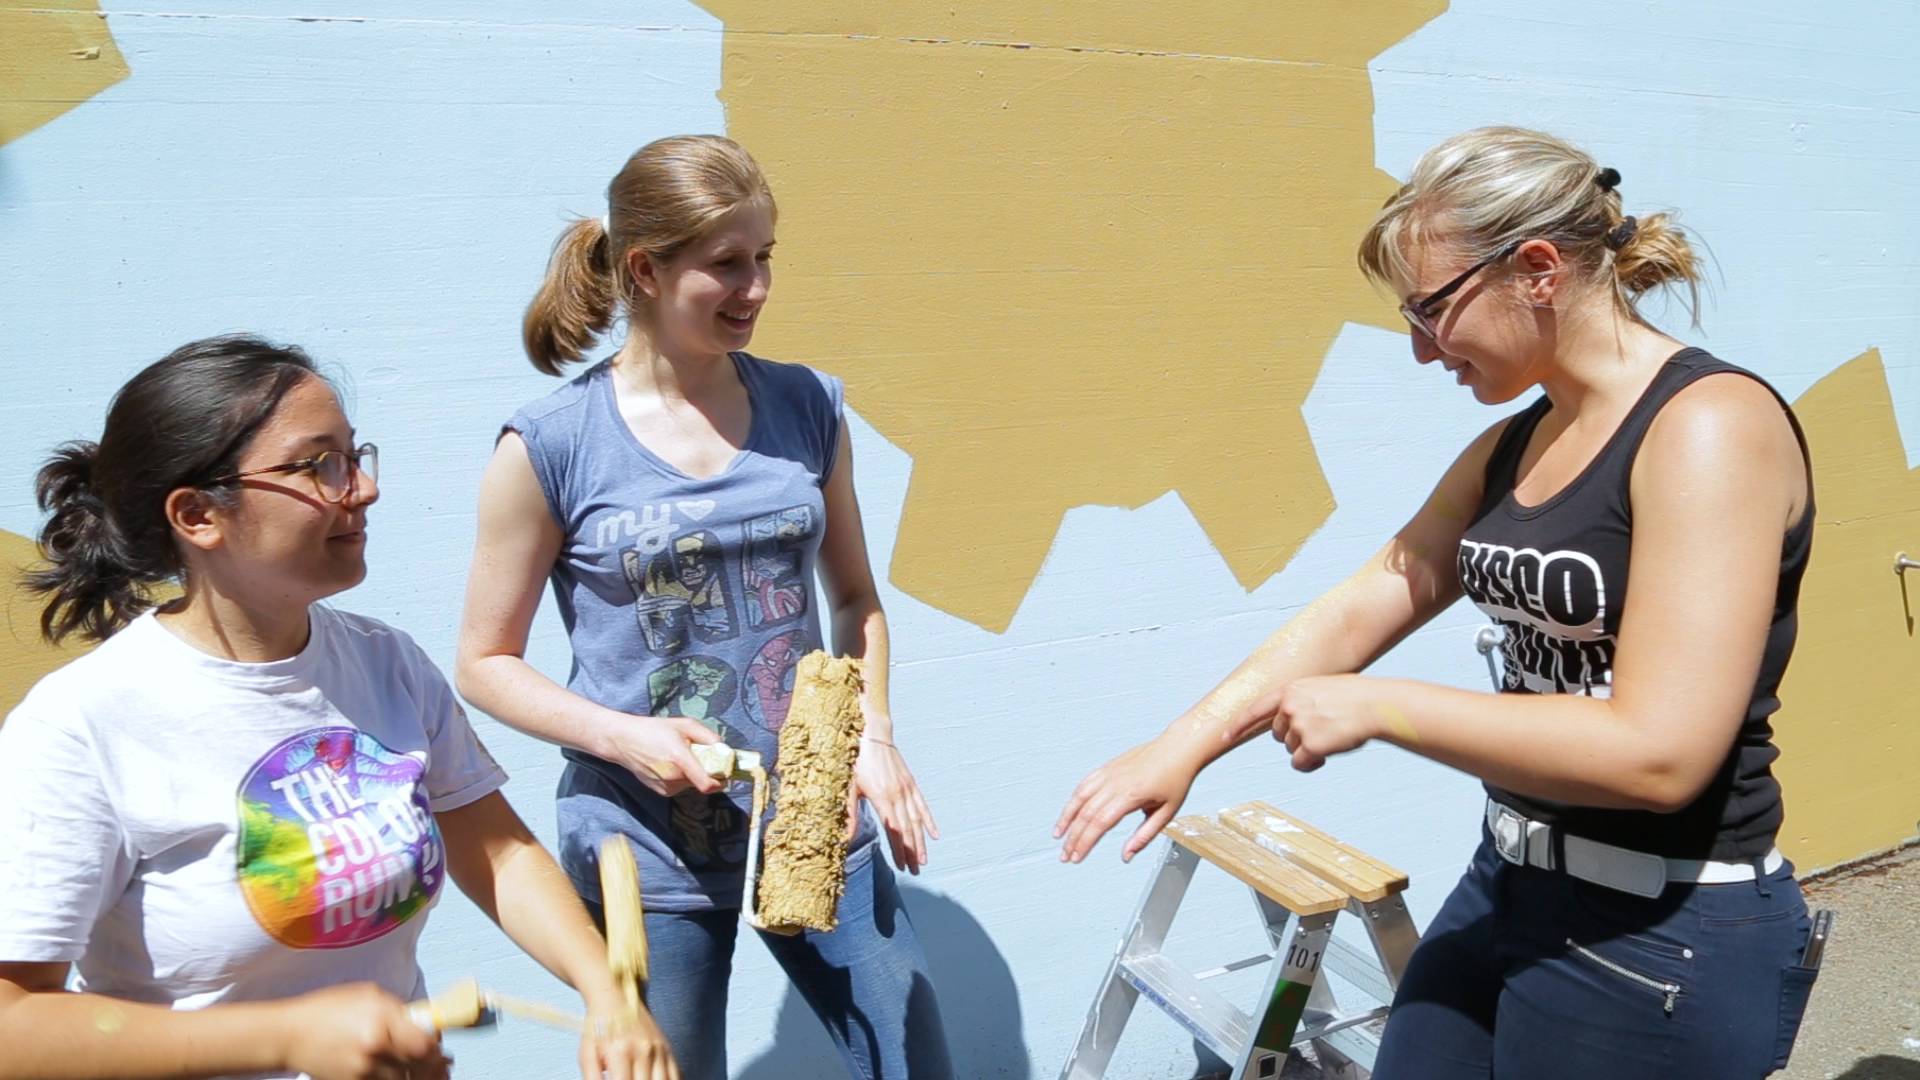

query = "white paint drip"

[{"left": 1263, "top": 816, "right": 1303, "bottom": 834}]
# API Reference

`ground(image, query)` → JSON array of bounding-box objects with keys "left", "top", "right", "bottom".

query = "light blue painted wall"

[{"left": 1, "top": 3, "right": 1914, "bottom": 1077}]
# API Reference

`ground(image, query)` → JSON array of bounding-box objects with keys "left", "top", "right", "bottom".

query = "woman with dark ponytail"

[
  {"left": 457, "top": 135, "right": 952, "bottom": 1079},
  {"left": 0, "top": 336, "right": 679, "bottom": 1080}
]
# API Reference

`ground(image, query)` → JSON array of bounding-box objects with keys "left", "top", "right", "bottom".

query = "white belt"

[{"left": 1485, "top": 799, "right": 1783, "bottom": 899}]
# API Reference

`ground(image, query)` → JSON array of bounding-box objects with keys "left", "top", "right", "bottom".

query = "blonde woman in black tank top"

[{"left": 1056, "top": 127, "right": 1817, "bottom": 1078}]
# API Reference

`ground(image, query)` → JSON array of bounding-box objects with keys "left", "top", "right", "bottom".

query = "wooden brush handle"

[{"left": 408, "top": 978, "right": 488, "bottom": 1031}]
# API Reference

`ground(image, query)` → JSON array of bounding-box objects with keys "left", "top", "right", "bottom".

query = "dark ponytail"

[{"left": 25, "top": 335, "right": 322, "bottom": 643}]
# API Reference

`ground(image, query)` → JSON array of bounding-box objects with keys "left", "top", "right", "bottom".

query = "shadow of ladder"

[{"left": 1061, "top": 801, "right": 1421, "bottom": 1080}]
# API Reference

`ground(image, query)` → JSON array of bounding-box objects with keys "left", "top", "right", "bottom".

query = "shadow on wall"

[
  {"left": 1833, "top": 1056, "right": 1920, "bottom": 1080},
  {"left": 734, "top": 884, "right": 1029, "bottom": 1078}
]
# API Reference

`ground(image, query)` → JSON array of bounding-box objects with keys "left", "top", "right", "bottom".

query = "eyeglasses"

[
  {"left": 1400, "top": 240, "right": 1522, "bottom": 341},
  {"left": 204, "top": 443, "right": 378, "bottom": 504}
]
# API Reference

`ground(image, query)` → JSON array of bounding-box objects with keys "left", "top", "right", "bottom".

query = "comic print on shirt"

[
  {"left": 669, "top": 791, "right": 750, "bottom": 870},
  {"left": 647, "top": 656, "right": 741, "bottom": 741},
  {"left": 743, "top": 630, "right": 807, "bottom": 735},
  {"left": 1456, "top": 539, "right": 1613, "bottom": 696},
  {"left": 742, "top": 506, "right": 815, "bottom": 630},
  {"left": 623, "top": 527, "right": 738, "bottom": 656},
  {"left": 236, "top": 727, "right": 444, "bottom": 949}
]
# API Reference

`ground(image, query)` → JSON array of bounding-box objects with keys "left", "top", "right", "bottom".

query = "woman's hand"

[
  {"left": 1054, "top": 734, "right": 1202, "bottom": 864},
  {"left": 849, "top": 738, "right": 940, "bottom": 874},
  {"left": 578, "top": 1008, "right": 680, "bottom": 1080},
  {"left": 1264, "top": 675, "right": 1384, "bottom": 772},
  {"left": 597, "top": 714, "right": 726, "bottom": 797},
  {"left": 277, "top": 983, "right": 451, "bottom": 1080}
]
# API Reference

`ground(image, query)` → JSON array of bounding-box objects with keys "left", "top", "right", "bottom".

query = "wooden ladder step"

[
  {"left": 1220, "top": 801, "right": 1409, "bottom": 902},
  {"left": 1165, "top": 815, "right": 1347, "bottom": 916}
]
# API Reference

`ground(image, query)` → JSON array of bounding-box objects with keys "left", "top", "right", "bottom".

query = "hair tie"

[
  {"left": 599, "top": 213, "right": 612, "bottom": 236},
  {"left": 1595, "top": 167, "right": 1622, "bottom": 193},
  {"left": 1605, "top": 215, "right": 1639, "bottom": 252}
]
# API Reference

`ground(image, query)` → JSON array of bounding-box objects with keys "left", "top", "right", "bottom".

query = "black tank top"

[{"left": 1459, "top": 347, "right": 1812, "bottom": 860}]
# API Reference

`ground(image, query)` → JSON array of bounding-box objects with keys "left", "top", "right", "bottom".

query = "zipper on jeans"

[{"left": 1565, "top": 939, "right": 1682, "bottom": 1015}]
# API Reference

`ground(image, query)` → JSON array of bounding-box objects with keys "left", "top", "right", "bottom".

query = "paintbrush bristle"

[{"left": 598, "top": 836, "right": 649, "bottom": 1016}]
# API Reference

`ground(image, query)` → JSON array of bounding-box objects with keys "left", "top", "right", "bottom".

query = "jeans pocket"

[
  {"left": 1772, "top": 964, "right": 1819, "bottom": 1070},
  {"left": 1565, "top": 938, "right": 1686, "bottom": 1017}
]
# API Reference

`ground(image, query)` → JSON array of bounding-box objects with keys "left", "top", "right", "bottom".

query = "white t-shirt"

[{"left": 0, "top": 604, "right": 506, "bottom": 1076}]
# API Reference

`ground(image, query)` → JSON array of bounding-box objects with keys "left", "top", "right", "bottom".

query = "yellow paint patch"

[
  {"left": 1, "top": 529, "right": 92, "bottom": 719},
  {"left": 1776, "top": 349, "right": 1920, "bottom": 871},
  {"left": 0, "top": 0, "right": 129, "bottom": 147},
  {"left": 701, "top": 2, "right": 1442, "bottom": 631}
]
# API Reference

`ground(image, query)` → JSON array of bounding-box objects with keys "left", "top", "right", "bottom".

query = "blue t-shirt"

[{"left": 508, "top": 353, "right": 876, "bottom": 912}]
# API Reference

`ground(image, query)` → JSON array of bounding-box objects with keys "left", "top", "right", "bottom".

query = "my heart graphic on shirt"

[{"left": 677, "top": 500, "right": 716, "bottom": 521}]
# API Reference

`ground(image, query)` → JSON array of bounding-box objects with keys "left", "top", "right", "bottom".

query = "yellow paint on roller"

[
  {"left": 757, "top": 651, "right": 865, "bottom": 934},
  {"left": 1, "top": 0, "right": 128, "bottom": 146},
  {"left": 1775, "top": 349, "right": 1920, "bottom": 871},
  {"left": 700, "top": 1, "right": 1445, "bottom": 631}
]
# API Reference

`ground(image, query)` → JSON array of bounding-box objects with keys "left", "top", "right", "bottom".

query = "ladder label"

[{"left": 1282, "top": 942, "right": 1324, "bottom": 979}]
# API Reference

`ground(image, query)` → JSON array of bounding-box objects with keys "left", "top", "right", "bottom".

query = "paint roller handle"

[
  {"left": 690, "top": 741, "right": 765, "bottom": 780},
  {"left": 593, "top": 713, "right": 729, "bottom": 796}
]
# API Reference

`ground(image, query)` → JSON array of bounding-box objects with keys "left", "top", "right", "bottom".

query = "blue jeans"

[
  {"left": 1372, "top": 831, "right": 1818, "bottom": 1078},
  {"left": 586, "top": 848, "right": 953, "bottom": 1080}
]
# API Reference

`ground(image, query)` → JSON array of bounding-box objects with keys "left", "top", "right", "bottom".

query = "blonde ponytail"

[
  {"left": 1609, "top": 211, "right": 1702, "bottom": 321},
  {"left": 521, "top": 135, "right": 775, "bottom": 375},
  {"left": 523, "top": 217, "right": 617, "bottom": 376}
]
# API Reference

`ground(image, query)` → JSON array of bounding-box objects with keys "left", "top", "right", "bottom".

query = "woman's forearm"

[
  {"left": 488, "top": 842, "right": 628, "bottom": 1014},
  {"left": 457, "top": 653, "right": 621, "bottom": 760},
  {"left": 1364, "top": 678, "right": 1720, "bottom": 812},
  {"left": 1161, "top": 578, "right": 1410, "bottom": 768},
  {"left": 830, "top": 593, "right": 893, "bottom": 742},
  {"left": 0, "top": 989, "right": 288, "bottom": 1080}
]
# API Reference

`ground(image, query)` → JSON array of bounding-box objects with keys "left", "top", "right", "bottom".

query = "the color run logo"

[{"left": 236, "top": 727, "right": 443, "bottom": 948}]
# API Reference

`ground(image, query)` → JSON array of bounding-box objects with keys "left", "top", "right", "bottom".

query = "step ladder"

[{"left": 1061, "top": 801, "right": 1420, "bottom": 1080}]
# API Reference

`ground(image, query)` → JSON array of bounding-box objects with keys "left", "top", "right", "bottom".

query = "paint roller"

[
  {"left": 750, "top": 650, "right": 868, "bottom": 934},
  {"left": 686, "top": 650, "right": 866, "bottom": 935},
  {"left": 413, "top": 651, "right": 863, "bottom": 1042}
]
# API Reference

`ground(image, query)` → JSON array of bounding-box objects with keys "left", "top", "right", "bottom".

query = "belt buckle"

[{"left": 1490, "top": 804, "right": 1528, "bottom": 866}]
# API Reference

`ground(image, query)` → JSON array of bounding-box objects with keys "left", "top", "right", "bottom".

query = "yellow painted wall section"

[
  {"left": 702, "top": 1, "right": 1442, "bottom": 631},
  {"left": 0, "top": 0, "right": 127, "bottom": 147},
  {"left": 1776, "top": 349, "right": 1920, "bottom": 871},
  {"left": 0, "top": 529, "right": 91, "bottom": 720}
]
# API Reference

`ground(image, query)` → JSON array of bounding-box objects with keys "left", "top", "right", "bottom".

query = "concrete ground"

[{"left": 1785, "top": 846, "right": 1920, "bottom": 1079}]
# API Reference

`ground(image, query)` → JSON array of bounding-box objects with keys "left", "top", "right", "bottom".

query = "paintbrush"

[
  {"left": 598, "top": 835, "right": 649, "bottom": 1021},
  {"left": 409, "top": 979, "right": 587, "bottom": 1034}
]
